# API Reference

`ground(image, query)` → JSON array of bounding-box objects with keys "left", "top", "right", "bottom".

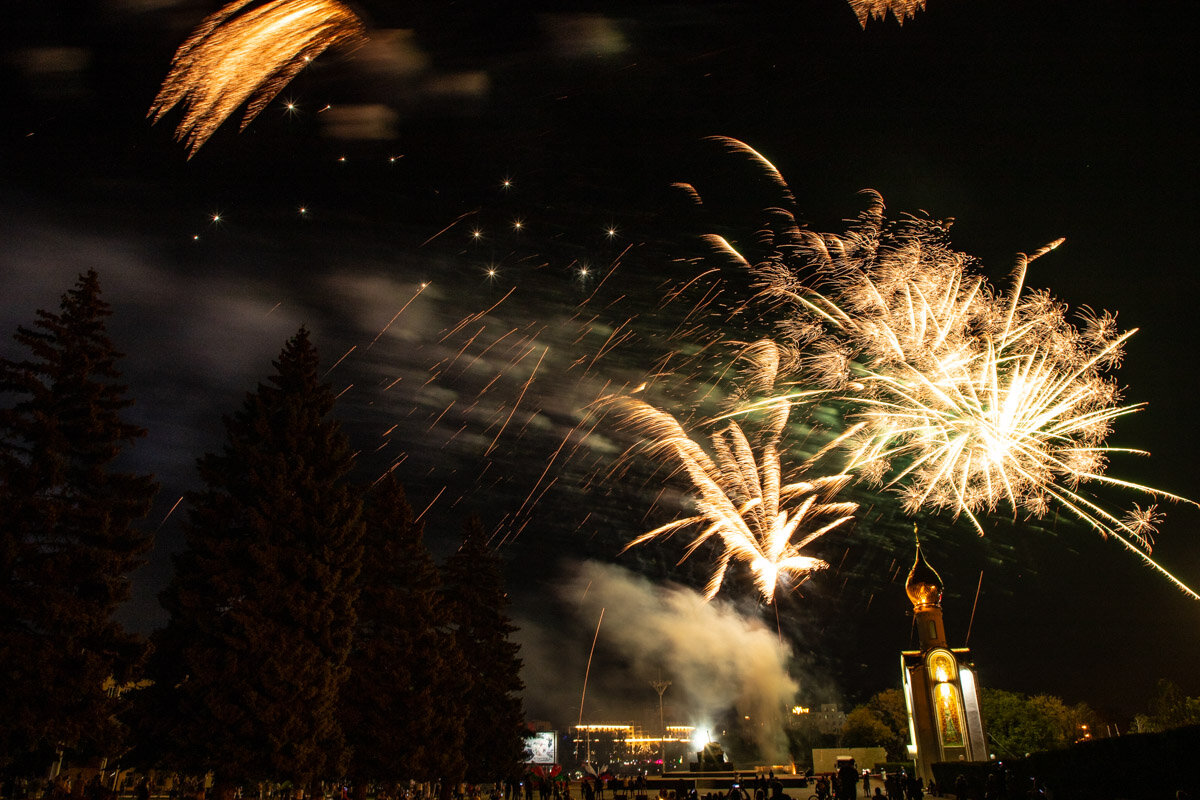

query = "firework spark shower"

[
  {"left": 150, "top": 0, "right": 366, "bottom": 156},
  {"left": 846, "top": 0, "right": 928, "bottom": 27},
  {"left": 653, "top": 142, "right": 1199, "bottom": 599},
  {"left": 608, "top": 340, "right": 858, "bottom": 605}
]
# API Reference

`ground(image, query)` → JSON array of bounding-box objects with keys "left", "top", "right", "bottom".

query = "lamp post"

[{"left": 651, "top": 678, "right": 671, "bottom": 774}]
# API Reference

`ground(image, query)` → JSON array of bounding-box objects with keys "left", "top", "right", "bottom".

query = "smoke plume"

[{"left": 515, "top": 560, "right": 800, "bottom": 762}]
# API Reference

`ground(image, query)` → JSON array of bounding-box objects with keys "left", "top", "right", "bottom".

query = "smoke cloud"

[{"left": 516, "top": 561, "right": 800, "bottom": 762}]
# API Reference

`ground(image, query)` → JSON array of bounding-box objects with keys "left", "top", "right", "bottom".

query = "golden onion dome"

[{"left": 905, "top": 543, "right": 944, "bottom": 610}]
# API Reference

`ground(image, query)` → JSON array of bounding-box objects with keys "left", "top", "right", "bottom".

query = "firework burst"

[
  {"left": 687, "top": 140, "right": 1198, "bottom": 598},
  {"left": 150, "top": 0, "right": 366, "bottom": 156},
  {"left": 847, "top": 0, "right": 928, "bottom": 27},
  {"left": 608, "top": 341, "right": 858, "bottom": 604}
]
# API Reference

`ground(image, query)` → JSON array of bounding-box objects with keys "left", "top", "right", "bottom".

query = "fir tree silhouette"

[
  {"left": 0, "top": 270, "right": 157, "bottom": 764},
  {"left": 147, "top": 327, "right": 362, "bottom": 793}
]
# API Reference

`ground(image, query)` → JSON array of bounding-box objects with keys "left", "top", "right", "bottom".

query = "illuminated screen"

[{"left": 524, "top": 731, "right": 558, "bottom": 764}]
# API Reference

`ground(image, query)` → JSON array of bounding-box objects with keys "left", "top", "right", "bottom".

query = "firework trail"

[
  {"left": 690, "top": 140, "right": 1199, "bottom": 598},
  {"left": 607, "top": 340, "right": 858, "bottom": 604},
  {"left": 847, "top": 0, "right": 928, "bottom": 27},
  {"left": 150, "top": 0, "right": 366, "bottom": 156}
]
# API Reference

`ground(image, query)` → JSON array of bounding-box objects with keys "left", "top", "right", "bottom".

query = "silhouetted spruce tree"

[
  {"left": 0, "top": 270, "right": 157, "bottom": 766},
  {"left": 341, "top": 474, "right": 467, "bottom": 793},
  {"left": 149, "top": 328, "right": 362, "bottom": 792},
  {"left": 441, "top": 518, "right": 525, "bottom": 783}
]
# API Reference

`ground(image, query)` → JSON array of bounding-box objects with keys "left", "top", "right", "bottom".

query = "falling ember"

[
  {"left": 156, "top": 495, "right": 185, "bottom": 530},
  {"left": 149, "top": 0, "right": 366, "bottom": 156},
  {"left": 578, "top": 608, "right": 605, "bottom": 727},
  {"left": 607, "top": 340, "right": 858, "bottom": 604},
  {"left": 483, "top": 345, "right": 548, "bottom": 457},
  {"left": 847, "top": 0, "right": 928, "bottom": 27}
]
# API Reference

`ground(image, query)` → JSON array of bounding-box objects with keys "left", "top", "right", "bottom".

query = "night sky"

[{"left": 3, "top": 0, "right": 1199, "bottom": 734}]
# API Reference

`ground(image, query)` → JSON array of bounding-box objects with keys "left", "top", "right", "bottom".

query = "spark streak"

[
  {"left": 367, "top": 283, "right": 428, "bottom": 349},
  {"left": 484, "top": 346, "right": 548, "bottom": 457}
]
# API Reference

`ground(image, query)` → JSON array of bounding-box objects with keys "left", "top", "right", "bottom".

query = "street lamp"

[{"left": 651, "top": 677, "right": 671, "bottom": 774}]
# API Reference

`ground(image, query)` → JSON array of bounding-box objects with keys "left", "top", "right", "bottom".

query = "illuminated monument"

[{"left": 900, "top": 543, "right": 987, "bottom": 783}]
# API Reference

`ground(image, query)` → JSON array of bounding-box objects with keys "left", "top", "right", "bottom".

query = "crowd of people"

[{"left": 20, "top": 763, "right": 1196, "bottom": 800}]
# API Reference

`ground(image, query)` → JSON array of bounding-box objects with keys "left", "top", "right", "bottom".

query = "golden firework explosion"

[
  {"left": 150, "top": 0, "right": 365, "bottom": 156},
  {"left": 681, "top": 139, "right": 1198, "bottom": 599},
  {"left": 608, "top": 341, "right": 857, "bottom": 604},
  {"left": 847, "top": 0, "right": 928, "bottom": 27}
]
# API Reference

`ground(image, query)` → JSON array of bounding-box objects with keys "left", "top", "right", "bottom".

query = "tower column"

[
  {"left": 914, "top": 603, "right": 947, "bottom": 650},
  {"left": 900, "top": 542, "right": 989, "bottom": 784}
]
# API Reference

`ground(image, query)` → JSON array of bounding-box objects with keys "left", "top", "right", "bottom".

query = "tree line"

[
  {"left": 0, "top": 272, "right": 526, "bottom": 796},
  {"left": 832, "top": 680, "right": 1200, "bottom": 764}
]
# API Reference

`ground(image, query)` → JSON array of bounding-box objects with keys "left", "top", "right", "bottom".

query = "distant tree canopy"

[
  {"left": 840, "top": 689, "right": 909, "bottom": 761},
  {"left": 0, "top": 270, "right": 157, "bottom": 766},
  {"left": 979, "top": 688, "right": 1097, "bottom": 758},
  {"left": 841, "top": 706, "right": 896, "bottom": 750},
  {"left": 1133, "top": 679, "right": 1200, "bottom": 733},
  {"left": 838, "top": 686, "right": 1103, "bottom": 762}
]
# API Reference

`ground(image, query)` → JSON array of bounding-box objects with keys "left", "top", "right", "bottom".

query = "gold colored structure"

[{"left": 900, "top": 544, "right": 988, "bottom": 784}]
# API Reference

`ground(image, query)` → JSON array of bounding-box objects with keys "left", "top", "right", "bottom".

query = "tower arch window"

[{"left": 927, "top": 649, "right": 958, "bottom": 684}]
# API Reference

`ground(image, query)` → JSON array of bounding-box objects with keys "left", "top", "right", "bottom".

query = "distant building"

[
  {"left": 812, "top": 704, "right": 848, "bottom": 735},
  {"left": 900, "top": 543, "right": 988, "bottom": 784},
  {"left": 789, "top": 703, "right": 846, "bottom": 735},
  {"left": 572, "top": 723, "right": 694, "bottom": 768}
]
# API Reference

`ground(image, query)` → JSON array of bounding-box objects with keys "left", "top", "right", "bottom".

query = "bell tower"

[{"left": 899, "top": 541, "right": 988, "bottom": 784}]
